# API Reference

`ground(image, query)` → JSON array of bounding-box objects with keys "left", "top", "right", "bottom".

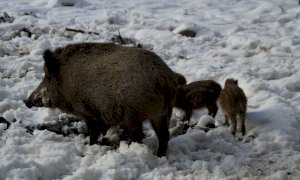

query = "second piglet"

[
  {"left": 175, "top": 80, "right": 222, "bottom": 122},
  {"left": 218, "top": 79, "right": 247, "bottom": 136}
]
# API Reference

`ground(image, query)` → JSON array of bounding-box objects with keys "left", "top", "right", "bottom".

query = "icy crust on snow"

[{"left": 1, "top": 0, "right": 300, "bottom": 179}]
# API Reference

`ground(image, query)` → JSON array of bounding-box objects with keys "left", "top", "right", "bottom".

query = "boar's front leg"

[
  {"left": 126, "top": 123, "right": 144, "bottom": 143},
  {"left": 122, "top": 126, "right": 145, "bottom": 142},
  {"left": 84, "top": 118, "right": 108, "bottom": 145}
]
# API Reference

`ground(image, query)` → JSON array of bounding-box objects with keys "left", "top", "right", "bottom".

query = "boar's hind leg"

[
  {"left": 150, "top": 115, "right": 170, "bottom": 157},
  {"left": 85, "top": 119, "right": 108, "bottom": 145}
]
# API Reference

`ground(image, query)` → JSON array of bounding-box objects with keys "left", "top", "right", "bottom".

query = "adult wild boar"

[{"left": 23, "top": 43, "right": 178, "bottom": 157}]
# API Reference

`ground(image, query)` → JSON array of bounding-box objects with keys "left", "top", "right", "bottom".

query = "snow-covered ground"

[{"left": 1, "top": 0, "right": 300, "bottom": 179}]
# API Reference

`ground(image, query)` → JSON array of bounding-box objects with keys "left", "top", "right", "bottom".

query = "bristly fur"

[
  {"left": 24, "top": 43, "right": 178, "bottom": 157},
  {"left": 175, "top": 72, "right": 187, "bottom": 86},
  {"left": 219, "top": 78, "right": 247, "bottom": 136},
  {"left": 175, "top": 80, "right": 222, "bottom": 122}
]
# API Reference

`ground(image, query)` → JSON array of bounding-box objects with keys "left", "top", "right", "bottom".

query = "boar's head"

[{"left": 24, "top": 50, "right": 64, "bottom": 109}]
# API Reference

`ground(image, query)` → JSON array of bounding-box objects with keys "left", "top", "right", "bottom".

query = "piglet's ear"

[
  {"left": 234, "top": 80, "right": 238, "bottom": 85},
  {"left": 43, "top": 49, "right": 60, "bottom": 76}
]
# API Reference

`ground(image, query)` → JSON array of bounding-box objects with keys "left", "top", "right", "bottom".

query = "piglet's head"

[
  {"left": 24, "top": 50, "right": 61, "bottom": 108},
  {"left": 224, "top": 78, "right": 238, "bottom": 86}
]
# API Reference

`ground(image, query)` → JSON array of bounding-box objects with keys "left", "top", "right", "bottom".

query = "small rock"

[
  {"left": 0, "top": 12, "right": 15, "bottom": 23},
  {"left": 178, "top": 29, "right": 197, "bottom": 37}
]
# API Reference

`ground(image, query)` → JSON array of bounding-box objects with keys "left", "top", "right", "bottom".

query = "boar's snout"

[
  {"left": 23, "top": 96, "right": 44, "bottom": 108},
  {"left": 23, "top": 87, "right": 49, "bottom": 108},
  {"left": 23, "top": 99, "right": 33, "bottom": 108}
]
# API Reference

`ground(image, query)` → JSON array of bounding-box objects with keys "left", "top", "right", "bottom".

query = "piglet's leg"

[
  {"left": 240, "top": 112, "right": 246, "bottom": 136},
  {"left": 223, "top": 114, "right": 229, "bottom": 126},
  {"left": 230, "top": 114, "right": 237, "bottom": 136},
  {"left": 207, "top": 103, "right": 218, "bottom": 118},
  {"left": 184, "top": 108, "right": 193, "bottom": 122}
]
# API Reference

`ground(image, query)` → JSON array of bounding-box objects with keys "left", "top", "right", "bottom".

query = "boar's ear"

[{"left": 43, "top": 49, "right": 60, "bottom": 76}]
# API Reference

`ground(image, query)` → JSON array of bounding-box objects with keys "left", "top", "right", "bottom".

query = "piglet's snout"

[{"left": 23, "top": 99, "right": 33, "bottom": 108}]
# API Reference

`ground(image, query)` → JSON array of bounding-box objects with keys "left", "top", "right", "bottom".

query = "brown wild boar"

[
  {"left": 23, "top": 43, "right": 178, "bottom": 157},
  {"left": 175, "top": 80, "right": 222, "bottom": 122},
  {"left": 218, "top": 79, "right": 247, "bottom": 136}
]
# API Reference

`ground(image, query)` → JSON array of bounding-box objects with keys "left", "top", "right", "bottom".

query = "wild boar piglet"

[
  {"left": 218, "top": 78, "right": 247, "bottom": 136},
  {"left": 175, "top": 80, "right": 222, "bottom": 122}
]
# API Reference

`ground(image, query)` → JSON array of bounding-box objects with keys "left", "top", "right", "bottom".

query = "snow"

[
  {"left": 195, "top": 115, "right": 215, "bottom": 129},
  {"left": 1, "top": 0, "right": 300, "bottom": 179}
]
